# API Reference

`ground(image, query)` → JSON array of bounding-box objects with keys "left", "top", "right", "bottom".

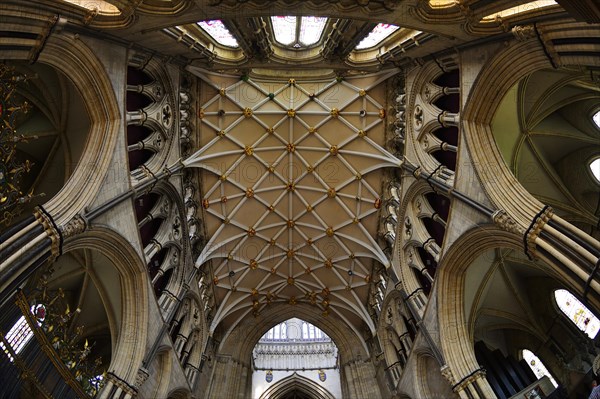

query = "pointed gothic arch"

[{"left": 258, "top": 372, "right": 336, "bottom": 399}]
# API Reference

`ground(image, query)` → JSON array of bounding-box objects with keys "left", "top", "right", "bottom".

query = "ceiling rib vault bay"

[{"left": 183, "top": 69, "right": 401, "bottom": 337}]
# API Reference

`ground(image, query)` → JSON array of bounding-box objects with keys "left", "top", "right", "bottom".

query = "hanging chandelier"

[{"left": 0, "top": 63, "right": 43, "bottom": 226}]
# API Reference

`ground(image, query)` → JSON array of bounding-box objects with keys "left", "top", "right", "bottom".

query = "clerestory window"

[
  {"left": 270, "top": 16, "right": 328, "bottom": 48},
  {"left": 197, "top": 20, "right": 239, "bottom": 48},
  {"left": 355, "top": 23, "right": 400, "bottom": 50}
]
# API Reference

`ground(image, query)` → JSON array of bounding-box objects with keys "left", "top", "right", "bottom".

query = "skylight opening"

[
  {"left": 270, "top": 16, "right": 327, "bottom": 47},
  {"left": 197, "top": 20, "right": 239, "bottom": 48},
  {"left": 481, "top": 0, "right": 558, "bottom": 21},
  {"left": 555, "top": 289, "right": 600, "bottom": 338},
  {"left": 355, "top": 23, "right": 400, "bottom": 50},
  {"left": 62, "top": 0, "right": 121, "bottom": 15},
  {"left": 590, "top": 158, "right": 600, "bottom": 184},
  {"left": 522, "top": 349, "right": 558, "bottom": 387}
]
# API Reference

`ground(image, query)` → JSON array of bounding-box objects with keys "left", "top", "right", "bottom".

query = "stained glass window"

[
  {"left": 197, "top": 20, "right": 239, "bottom": 48},
  {"left": 481, "top": 0, "right": 557, "bottom": 21},
  {"left": 522, "top": 349, "right": 558, "bottom": 387},
  {"left": 555, "top": 289, "right": 600, "bottom": 338},
  {"left": 271, "top": 16, "right": 327, "bottom": 47},
  {"left": 355, "top": 23, "right": 400, "bottom": 50},
  {"left": 591, "top": 158, "right": 600, "bottom": 183}
]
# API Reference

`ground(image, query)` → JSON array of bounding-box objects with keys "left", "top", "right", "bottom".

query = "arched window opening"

[
  {"left": 554, "top": 289, "right": 600, "bottom": 338},
  {"left": 270, "top": 16, "right": 327, "bottom": 47},
  {"left": 591, "top": 158, "right": 600, "bottom": 184},
  {"left": 521, "top": 349, "right": 558, "bottom": 387},
  {"left": 355, "top": 24, "right": 399, "bottom": 50},
  {"left": 593, "top": 110, "right": 600, "bottom": 129},
  {"left": 197, "top": 20, "right": 239, "bottom": 48}
]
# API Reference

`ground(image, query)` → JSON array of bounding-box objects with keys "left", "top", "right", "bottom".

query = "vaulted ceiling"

[{"left": 184, "top": 70, "right": 401, "bottom": 336}]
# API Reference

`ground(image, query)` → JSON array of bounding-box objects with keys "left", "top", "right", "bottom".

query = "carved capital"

[
  {"left": 440, "top": 364, "right": 455, "bottom": 385},
  {"left": 134, "top": 367, "right": 150, "bottom": 389},
  {"left": 492, "top": 210, "right": 525, "bottom": 235},
  {"left": 526, "top": 206, "right": 554, "bottom": 259}
]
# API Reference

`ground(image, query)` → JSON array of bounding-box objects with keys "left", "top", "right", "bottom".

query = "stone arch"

[
  {"left": 258, "top": 372, "right": 337, "bottom": 399},
  {"left": 436, "top": 225, "right": 522, "bottom": 397},
  {"left": 461, "top": 32, "right": 600, "bottom": 228},
  {"left": 62, "top": 226, "right": 148, "bottom": 386},
  {"left": 138, "top": 346, "right": 173, "bottom": 399},
  {"left": 220, "top": 303, "right": 369, "bottom": 362},
  {"left": 166, "top": 387, "right": 192, "bottom": 399},
  {"left": 415, "top": 353, "right": 457, "bottom": 399},
  {"left": 35, "top": 34, "right": 122, "bottom": 226},
  {"left": 209, "top": 303, "right": 380, "bottom": 399}
]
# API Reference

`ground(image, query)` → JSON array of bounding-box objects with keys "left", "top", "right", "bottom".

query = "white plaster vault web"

[{"left": 184, "top": 70, "right": 401, "bottom": 336}]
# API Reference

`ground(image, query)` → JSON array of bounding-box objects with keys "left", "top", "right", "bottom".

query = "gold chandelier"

[{"left": 0, "top": 63, "right": 43, "bottom": 226}]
